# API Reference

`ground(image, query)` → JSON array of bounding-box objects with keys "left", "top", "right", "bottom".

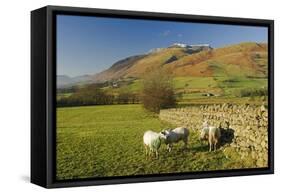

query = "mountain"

[
  {"left": 57, "top": 75, "right": 75, "bottom": 88},
  {"left": 72, "top": 75, "right": 92, "bottom": 83},
  {"left": 90, "top": 42, "right": 267, "bottom": 82},
  {"left": 168, "top": 42, "right": 268, "bottom": 77},
  {"left": 57, "top": 42, "right": 268, "bottom": 88},
  {"left": 169, "top": 43, "right": 212, "bottom": 54},
  {"left": 57, "top": 74, "right": 92, "bottom": 88},
  {"left": 90, "top": 54, "right": 147, "bottom": 83}
]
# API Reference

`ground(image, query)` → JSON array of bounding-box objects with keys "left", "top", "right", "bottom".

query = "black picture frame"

[{"left": 31, "top": 5, "right": 274, "bottom": 188}]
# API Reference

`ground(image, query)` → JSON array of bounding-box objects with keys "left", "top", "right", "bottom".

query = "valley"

[{"left": 57, "top": 42, "right": 268, "bottom": 106}]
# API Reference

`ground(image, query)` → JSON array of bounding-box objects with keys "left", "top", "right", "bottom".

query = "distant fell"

[
  {"left": 57, "top": 42, "right": 268, "bottom": 88},
  {"left": 90, "top": 42, "right": 267, "bottom": 82}
]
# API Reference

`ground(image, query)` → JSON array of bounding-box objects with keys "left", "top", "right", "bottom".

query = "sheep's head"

[
  {"left": 159, "top": 131, "right": 167, "bottom": 141},
  {"left": 161, "top": 129, "right": 172, "bottom": 135},
  {"left": 160, "top": 129, "right": 172, "bottom": 143},
  {"left": 200, "top": 127, "right": 209, "bottom": 141}
]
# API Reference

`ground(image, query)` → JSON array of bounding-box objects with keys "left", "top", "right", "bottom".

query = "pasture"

[
  {"left": 57, "top": 104, "right": 246, "bottom": 180},
  {"left": 99, "top": 76, "right": 267, "bottom": 105}
]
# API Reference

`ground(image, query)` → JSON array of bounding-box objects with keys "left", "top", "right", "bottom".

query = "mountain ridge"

[{"left": 57, "top": 42, "right": 268, "bottom": 88}]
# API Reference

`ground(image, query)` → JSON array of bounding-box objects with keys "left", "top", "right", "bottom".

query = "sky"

[{"left": 57, "top": 15, "right": 268, "bottom": 77}]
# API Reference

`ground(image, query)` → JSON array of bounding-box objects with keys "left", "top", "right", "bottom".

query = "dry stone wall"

[{"left": 159, "top": 103, "right": 268, "bottom": 167}]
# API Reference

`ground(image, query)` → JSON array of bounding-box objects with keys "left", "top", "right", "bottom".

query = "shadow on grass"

[
  {"left": 220, "top": 127, "right": 235, "bottom": 146},
  {"left": 191, "top": 144, "right": 209, "bottom": 153},
  {"left": 190, "top": 127, "right": 235, "bottom": 152}
]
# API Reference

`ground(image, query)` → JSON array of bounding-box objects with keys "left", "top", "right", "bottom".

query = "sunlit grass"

[{"left": 56, "top": 104, "right": 253, "bottom": 180}]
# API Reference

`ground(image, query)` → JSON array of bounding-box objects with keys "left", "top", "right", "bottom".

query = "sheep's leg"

[
  {"left": 168, "top": 144, "right": 172, "bottom": 152},
  {"left": 209, "top": 142, "right": 212, "bottom": 152},
  {"left": 209, "top": 134, "right": 214, "bottom": 152},
  {"left": 144, "top": 145, "right": 149, "bottom": 160},
  {"left": 144, "top": 144, "right": 147, "bottom": 156},
  {"left": 214, "top": 140, "right": 219, "bottom": 151},
  {"left": 216, "top": 139, "right": 220, "bottom": 151},
  {"left": 155, "top": 150, "right": 159, "bottom": 159},
  {"left": 148, "top": 148, "right": 152, "bottom": 158},
  {"left": 216, "top": 140, "right": 220, "bottom": 150}
]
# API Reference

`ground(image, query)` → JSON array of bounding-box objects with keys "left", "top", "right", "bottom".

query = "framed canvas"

[{"left": 31, "top": 5, "right": 274, "bottom": 188}]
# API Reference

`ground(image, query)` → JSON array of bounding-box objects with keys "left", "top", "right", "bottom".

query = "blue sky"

[{"left": 57, "top": 15, "right": 268, "bottom": 77}]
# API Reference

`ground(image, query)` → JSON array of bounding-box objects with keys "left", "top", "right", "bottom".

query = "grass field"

[
  {"left": 96, "top": 76, "right": 267, "bottom": 105},
  {"left": 57, "top": 104, "right": 250, "bottom": 180},
  {"left": 57, "top": 93, "right": 72, "bottom": 100},
  {"left": 103, "top": 76, "right": 267, "bottom": 95},
  {"left": 57, "top": 74, "right": 267, "bottom": 107}
]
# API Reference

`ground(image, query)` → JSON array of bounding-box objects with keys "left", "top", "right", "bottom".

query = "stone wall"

[{"left": 159, "top": 103, "right": 268, "bottom": 167}]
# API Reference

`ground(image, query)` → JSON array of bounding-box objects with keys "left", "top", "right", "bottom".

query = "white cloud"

[
  {"left": 161, "top": 30, "right": 171, "bottom": 37},
  {"left": 177, "top": 33, "right": 183, "bottom": 38}
]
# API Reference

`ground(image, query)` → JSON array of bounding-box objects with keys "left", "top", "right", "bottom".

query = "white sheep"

[
  {"left": 161, "top": 127, "right": 189, "bottom": 152},
  {"left": 143, "top": 130, "right": 166, "bottom": 159},
  {"left": 200, "top": 121, "right": 221, "bottom": 152}
]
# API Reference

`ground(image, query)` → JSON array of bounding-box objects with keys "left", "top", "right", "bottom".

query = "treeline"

[
  {"left": 234, "top": 87, "right": 268, "bottom": 97},
  {"left": 57, "top": 82, "right": 107, "bottom": 94},
  {"left": 57, "top": 68, "right": 178, "bottom": 112},
  {"left": 57, "top": 86, "right": 78, "bottom": 94},
  {"left": 57, "top": 84, "right": 139, "bottom": 107}
]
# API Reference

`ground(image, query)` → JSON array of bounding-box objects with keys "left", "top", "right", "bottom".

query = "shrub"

[{"left": 141, "top": 67, "right": 176, "bottom": 113}]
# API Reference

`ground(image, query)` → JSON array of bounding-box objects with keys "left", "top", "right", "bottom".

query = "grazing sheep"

[
  {"left": 143, "top": 130, "right": 167, "bottom": 159},
  {"left": 161, "top": 127, "right": 189, "bottom": 152},
  {"left": 200, "top": 121, "right": 221, "bottom": 152}
]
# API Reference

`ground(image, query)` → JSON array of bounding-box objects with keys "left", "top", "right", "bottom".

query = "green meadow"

[
  {"left": 57, "top": 104, "right": 253, "bottom": 180},
  {"left": 56, "top": 75, "right": 267, "bottom": 179},
  {"left": 99, "top": 76, "right": 267, "bottom": 105}
]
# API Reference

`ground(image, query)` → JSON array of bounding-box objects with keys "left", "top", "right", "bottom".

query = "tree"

[
  {"left": 68, "top": 84, "right": 113, "bottom": 105},
  {"left": 141, "top": 67, "right": 176, "bottom": 113}
]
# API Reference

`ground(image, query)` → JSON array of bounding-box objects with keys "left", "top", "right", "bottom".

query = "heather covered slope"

[
  {"left": 169, "top": 42, "right": 267, "bottom": 77},
  {"left": 90, "top": 42, "right": 268, "bottom": 83},
  {"left": 89, "top": 47, "right": 188, "bottom": 82}
]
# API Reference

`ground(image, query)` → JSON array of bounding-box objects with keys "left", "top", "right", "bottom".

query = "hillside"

[
  {"left": 90, "top": 42, "right": 267, "bottom": 83},
  {"left": 57, "top": 42, "right": 268, "bottom": 88},
  {"left": 90, "top": 54, "right": 147, "bottom": 83}
]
